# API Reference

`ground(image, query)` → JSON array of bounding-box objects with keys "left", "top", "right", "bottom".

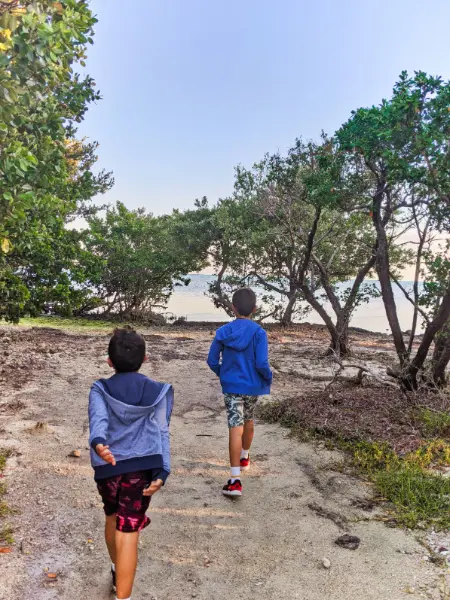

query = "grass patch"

[
  {"left": 0, "top": 525, "right": 14, "bottom": 545},
  {"left": 258, "top": 400, "right": 450, "bottom": 530},
  {"left": 0, "top": 448, "right": 13, "bottom": 546},
  {"left": 415, "top": 407, "right": 450, "bottom": 437},
  {"left": 0, "top": 501, "right": 11, "bottom": 517},
  {"left": 375, "top": 466, "right": 450, "bottom": 529},
  {"left": 0, "top": 448, "right": 12, "bottom": 472},
  {"left": 17, "top": 316, "right": 118, "bottom": 333}
]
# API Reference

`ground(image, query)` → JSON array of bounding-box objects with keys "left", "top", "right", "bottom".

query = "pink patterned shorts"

[{"left": 96, "top": 470, "right": 153, "bottom": 532}]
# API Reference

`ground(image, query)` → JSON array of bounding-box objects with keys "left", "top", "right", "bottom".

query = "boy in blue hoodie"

[
  {"left": 89, "top": 328, "right": 173, "bottom": 600},
  {"left": 207, "top": 288, "right": 272, "bottom": 497}
]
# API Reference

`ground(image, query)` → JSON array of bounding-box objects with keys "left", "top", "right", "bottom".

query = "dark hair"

[
  {"left": 108, "top": 328, "right": 146, "bottom": 373},
  {"left": 232, "top": 288, "right": 257, "bottom": 317}
]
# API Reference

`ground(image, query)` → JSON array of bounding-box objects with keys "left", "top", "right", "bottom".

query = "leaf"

[
  {"left": 46, "top": 572, "right": 58, "bottom": 579},
  {"left": 2, "top": 88, "right": 13, "bottom": 103},
  {"left": 0, "top": 547, "right": 12, "bottom": 554},
  {"left": 1, "top": 238, "right": 11, "bottom": 254}
]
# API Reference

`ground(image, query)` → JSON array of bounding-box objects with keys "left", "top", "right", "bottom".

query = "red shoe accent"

[
  {"left": 222, "top": 479, "right": 242, "bottom": 497},
  {"left": 240, "top": 456, "right": 250, "bottom": 471}
]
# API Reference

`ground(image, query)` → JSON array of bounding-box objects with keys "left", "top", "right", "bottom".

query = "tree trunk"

[
  {"left": 281, "top": 293, "right": 297, "bottom": 326},
  {"left": 372, "top": 188, "right": 408, "bottom": 365},
  {"left": 431, "top": 328, "right": 450, "bottom": 387},
  {"left": 300, "top": 284, "right": 351, "bottom": 357},
  {"left": 210, "top": 251, "right": 234, "bottom": 316},
  {"left": 328, "top": 328, "right": 351, "bottom": 357},
  {"left": 406, "top": 291, "right": 450, "bottom": 388},
  {"left": 326, "top": 310, "right": 351, "bottom": 357}
]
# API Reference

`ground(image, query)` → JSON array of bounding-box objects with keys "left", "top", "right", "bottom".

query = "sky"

[{"left": 80, "top": 0, "right": 450, "bottom": 216}]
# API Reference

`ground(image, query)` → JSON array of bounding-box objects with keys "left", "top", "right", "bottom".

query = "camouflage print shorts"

[{"left": 224, "top": 394, "right": 258, "bottom": 428}]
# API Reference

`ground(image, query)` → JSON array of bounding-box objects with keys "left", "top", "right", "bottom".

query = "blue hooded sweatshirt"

[
  {"left": 207, "top": 319, "right": 272, "bottom": 395},
  {"left": 88, "top": 372, "right": 173, "bottom": 483}
]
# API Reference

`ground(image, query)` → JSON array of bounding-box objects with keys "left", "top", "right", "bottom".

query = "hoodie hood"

[
  {"left": 97, "top": 373, "right": 170, "bottom": 426},
  {"left": 215, "top": 319, "right": 261, "bottom": 351}
]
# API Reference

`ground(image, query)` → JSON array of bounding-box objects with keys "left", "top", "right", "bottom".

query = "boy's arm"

[
  {"left": 255, "top": 329, "right": 273, "bottom": 382},
  {"left": 151, "top": 387, "right": 173, "bottom": 485},
  {"left": 207, "top": 336, "right": 222, "bottom": 376},
  {"left": 88, "top": 382, "right": 110, "bottom": 450}
]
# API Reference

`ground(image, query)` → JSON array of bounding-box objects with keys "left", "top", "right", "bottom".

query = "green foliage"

[
  {"left": 19, "top": 316, "right": 119, "bottom": 331},
  {"left": 375, "top": 466, "right": 450, "bottom": 529},
  {"left": 341, "top": 440, "right": 450, "bottom": 528},
  {"left": 0, "top": 448, "right": 12, "bottom": 473},
  {"left": 338, "top": 71, "right": 450, "bottom": 194},
  {"left": 415, "top": 408, "right": 450, "bottom": 438},
  {"left": 84, "top": 202, "right": 208, "bottom": 318},
  {"left": 0, "top": 447, "right": 12, "bottom": 545},
  {"left": 0, "top": 1, "right": 112, "bottom": 322},
  {"left": 420, "top": 241, "right": 450, "bottom": 315},
  {"left": 0, "top": 524, "right": 13, "bottom": 546}
]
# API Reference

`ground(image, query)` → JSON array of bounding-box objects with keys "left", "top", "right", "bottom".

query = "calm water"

[{"left": 167, "top": 274, "right": 423, "bottom": 334}]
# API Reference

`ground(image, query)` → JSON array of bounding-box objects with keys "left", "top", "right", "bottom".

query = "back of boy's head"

[
  {"left": 232, "top": 288, "right": 257, "bottom": 317},
  {"left": 108, "top": 328, "right": 146, "bottom": 373}
]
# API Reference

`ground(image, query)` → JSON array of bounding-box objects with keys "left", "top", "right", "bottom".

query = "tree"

[
  {"left": 338, "top": 71, "right": 450, "bottom": 387},
  {"left": 223, "top": 138, "right": 392, "bottom": 355},
  {"left": 84, "top": 202, "right": 208, "bottom": 319},
  {"left": 0, "top": 0, "right": 112, "bottom": 321}
]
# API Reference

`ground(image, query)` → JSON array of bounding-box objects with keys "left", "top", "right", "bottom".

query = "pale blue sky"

[{"left": 81, "top": 0, "right": 450, "bottom": 215}]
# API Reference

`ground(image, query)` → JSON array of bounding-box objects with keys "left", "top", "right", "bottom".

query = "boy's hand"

[
  {"left": 143, "top": 479, "right": 163, "bottom": 497},
  {"left": 95, "top": 444, "right": 116, "bottom": 466}
]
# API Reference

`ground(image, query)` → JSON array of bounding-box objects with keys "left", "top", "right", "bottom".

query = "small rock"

[
  {"left": 68, "top": 450, "right": 81, "bottom": 458},
  {"left": 335, "top": 534, "right": 361, "bottom": 550},
  {"left": 322, "top": 557, "right": 331, "bottom": 569}
]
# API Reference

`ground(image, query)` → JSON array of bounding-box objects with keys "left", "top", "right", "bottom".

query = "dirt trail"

[{"left": 0, "top": 327, "right": 447, "bottom": 600}]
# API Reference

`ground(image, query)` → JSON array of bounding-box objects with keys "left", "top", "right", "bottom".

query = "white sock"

[
  {"left": 111, "top": 562, "right": 115, "bottom": 572},
  {"left": 230, "top": 466, "right": 241, "bottom": 483},
  {"left": 241, "top": 449, "right": 249, "bottom": 460},
  {"left": 116, "top": 597, "right": 131, "bottom": 600}
]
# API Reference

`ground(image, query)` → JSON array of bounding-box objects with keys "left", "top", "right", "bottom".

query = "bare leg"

[
  {"left": 242, "top": 419, "right": 254, "bottom": 452},
  {"left": 115, "top": 530, "right": 139, "bottom": 599},
  {"left": 105, "top": 514, "right": 117, "bottom": 565},
  {"left": 229, "top": 425, "right": 244, "bottom": 467}
]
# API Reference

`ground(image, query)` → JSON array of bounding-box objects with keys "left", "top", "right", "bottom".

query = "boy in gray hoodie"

[{"left": 89, "top": 328, "right": 173, "bottom": 600}]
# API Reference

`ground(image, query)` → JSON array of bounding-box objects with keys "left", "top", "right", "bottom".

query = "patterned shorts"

[
  {"left": 96, "top": 470, "right": 155, "bottom": 533},
  {"left": 224, "top": 394, "right": 258, "bottom": 428}
]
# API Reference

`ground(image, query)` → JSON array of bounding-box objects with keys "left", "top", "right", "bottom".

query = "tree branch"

[{"left": 390, "top": 273, "right": 430, "bottom": 325}]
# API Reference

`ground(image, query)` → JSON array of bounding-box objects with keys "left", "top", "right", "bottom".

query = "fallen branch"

[
  {"left": 326, "top": 355, "right": 400, "bottom": 390},
  {"left": 283, "top": 364, "right": 399, "bottom": 389}
]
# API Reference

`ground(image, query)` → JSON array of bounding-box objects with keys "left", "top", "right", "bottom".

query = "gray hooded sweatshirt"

[{"left": 88, "top": 373, "right": 173, "bottom": 482}]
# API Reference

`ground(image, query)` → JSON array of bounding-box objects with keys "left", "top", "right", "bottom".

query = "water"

[{"left": 167, "top": 274, "right": 423, "bottom": 334}]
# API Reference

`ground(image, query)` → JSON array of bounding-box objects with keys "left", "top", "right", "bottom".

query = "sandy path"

[{"left": 0, "top": 328, "right": 446, "bottom": 600}]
